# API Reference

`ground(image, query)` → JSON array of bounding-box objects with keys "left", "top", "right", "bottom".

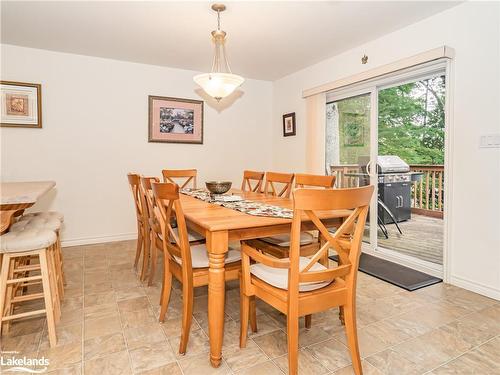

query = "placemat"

[{"left": 181, "top": 189, "right": 293, "bottom": 219}]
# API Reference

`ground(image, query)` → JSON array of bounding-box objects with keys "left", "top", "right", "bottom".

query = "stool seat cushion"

[
  {"left": 10, "top": 217, "right": 61, "bottom": 232},
  {"left": 173, "top": 243, "right": 241, "bottom": 268},
  {"left": 250, "top": 256, "right": 332, "bottom": 292},
  {"left": 261, "top": 232, "right": 315, "bottom": 247},
  {"left": 22, "top": 211, "right": 64, "bottom": 222},
  {"left": 1, "top": 228, "right": 57, "bottom": 253}
]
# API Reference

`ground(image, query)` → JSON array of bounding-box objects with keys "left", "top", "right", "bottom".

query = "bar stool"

[
  {"left": 0, "top": 228, "right": 60, "bottom": 347},
  {"left": 10, "top": 216, "right": 65, "bottom": 299}
]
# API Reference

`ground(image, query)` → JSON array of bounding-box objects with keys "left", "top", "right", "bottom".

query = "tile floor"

[{"left": 1, "top": 240, "right": 499, "bottom": 374}]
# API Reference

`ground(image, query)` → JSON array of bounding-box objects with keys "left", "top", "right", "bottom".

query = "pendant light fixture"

[{"left": 193, "top": 4, "right": 244, "bottom": 101}]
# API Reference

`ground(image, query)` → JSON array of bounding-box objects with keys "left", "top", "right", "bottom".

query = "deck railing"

[
  {"left": 330, "top": 164, "right": 444, "bottom": 218},
  {"left": 409, "top": 164, "right": 444, "bottom": 218}
]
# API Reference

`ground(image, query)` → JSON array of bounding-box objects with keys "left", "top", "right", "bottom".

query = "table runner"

[{"left": 181, "top": 189, "right": 293, "bottom": 219}]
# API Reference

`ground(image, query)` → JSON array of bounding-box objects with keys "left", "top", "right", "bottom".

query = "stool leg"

[
  {"left": 47, "top": 246, "right": 61, "bottom": 322},
  {"left": 3, "top": 257, "right": 16, "bottom": 333},
  {"left": 54, "top": 234, "right": 65, "bottom": 299},
  {"left": 39, "top": 249, "right": 57, "bottom": 348},
  {"left": 0, "top": 254, "right": 11, "bottom": 335}
]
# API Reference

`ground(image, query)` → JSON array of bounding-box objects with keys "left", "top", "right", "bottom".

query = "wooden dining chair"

[
  {"left": 256, "top": 173, "right": 337, "bottom": 261},
  {"left": 162, "top": 169, "right": 197, "bottom": 189},
  {"left": 127, "top": 173, "right": 146, "bottom": 276},
  {"left": 241, "top": 170, "right": 265, "bottom": 192},
  {"left": 138, "top": 176, "right": 160, "bottom": 284},
  {"left": 239, "top": 185, "right": 374, "bottom": 375},
  {"left": 151, "top": 182, "right": 250, "bottom": 354},
  {"left": 263, "top": 172, "right": 294, "bottom": 198}
]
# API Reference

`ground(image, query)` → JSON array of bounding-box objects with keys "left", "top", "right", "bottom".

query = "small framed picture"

[
  {"left": 282, "top": 112, "right": 296, "bottom": 137},
  {"left": 149, "top": 96, "right": 203, "bottom": 144},
  {"left": 1, "top": 81, "right": 42, "bottom": 128}
]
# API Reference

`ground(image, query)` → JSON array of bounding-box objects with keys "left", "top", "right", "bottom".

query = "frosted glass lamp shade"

[{"left": 193, "top": 73, "right": 244, "bottom": 101}]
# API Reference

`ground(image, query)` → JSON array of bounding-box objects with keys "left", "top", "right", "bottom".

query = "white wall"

[
  {"left": 0, "top": 45, "right": 273, "bottom": 245},
  {"left": 272, "top": 2, "right": 500, "bottom": 299}
]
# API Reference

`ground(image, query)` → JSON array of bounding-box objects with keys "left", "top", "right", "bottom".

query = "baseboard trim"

[
  {"left": 61, "top": 232, "right": 137, "bottom": 247},
  {"left": 450, "top": 275, "right": 500, "bottom": 300}
]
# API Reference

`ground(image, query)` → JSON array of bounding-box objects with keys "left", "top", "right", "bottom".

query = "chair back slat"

[
  {"left": 139, "top": 176, "right": 160, "bottom": 230},
  {"left": 162, "top": 169, "right": 197, "bottom": 189},
  {"left": 295, "top": 173, "right": 336, "bottom": 189},
  {"left": 127, "top": 173, "right": 142, "bottom": 219},
  {"left": 152, "top": 182, "right": 193, "bottom": 272},
  {"left": 289, "top": 186, "right": 373, "bottom": 289},
  {"left": 264, "top": 172, "right": 294, "bottom": 198},
  {"left": 241, "top": 170, "right": 265, "bottom": 192}
]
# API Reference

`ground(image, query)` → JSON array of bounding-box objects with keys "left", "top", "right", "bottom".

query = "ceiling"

[{"left": 1, "top": 1, "right": 460, "bottom": 81}]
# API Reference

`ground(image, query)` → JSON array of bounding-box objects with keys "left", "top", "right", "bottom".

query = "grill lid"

[{"left": 376, "top": 155, "right": 410, "bottom": 173}]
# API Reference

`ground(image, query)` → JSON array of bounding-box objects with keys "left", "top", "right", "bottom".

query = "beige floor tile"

[
  {"left": 83, "top": 281, "right": 113, "bottom": 295},
  {"left": 47, "top": 363, "right": 82, "bottom": 374},
  {"left": 274, "top": 348, "right": 330, "bottom": 374},
  {"left": 252, "top": 329, "right": 288, "bottom": 358},
  {"left": 83, "top": 302, "right": 119, "bottom": 321},
  {"left": 120, "top": 307, "right": 157, "bottom": 329},
  {"left": 128, "top": 341, "right": 176, "bottom": 373},
  {"left": 298, "top": 325, "right": 332, "bottom": 347},
  {"left": 248, "top": 313, "right": 282, "bottom": 338},
  {"left": 114, "top": 285, "right": 146, "bottom": 299},
  {"left": 83, "top": 291, "right": 116, "bottom": 308},
  {"left": 332, "top": 360, "right": 383, "bottom": 375},
  {"left": 178, "top": 352, "right": 231, "bottom": 375},
  {"left": 83, "top": 332, "right": 126, "bottom": 361},
  {"left": 306, "top": 338, "right": 352, "bottom": 371},
  {"left": 84, "top": 315, "right": 122, "bottom": 340},
  {"left": 234, "top": 360, "right": 283, "bottom": 374},
  {"left": 58, "top": 308, "right": 84, "bottom": 327},
  {"left": 83, "top": 350, "right": 132, "bottom": 375},
  {"left": 334, "top": 325, "right": 392, "bottom": 358},
  {"left": 161, "top": 315, "right": 201, "bottom": 338},
  {"left": 136, "top": 362, "right": 183, "bottom": 375},
  {"left": 124, "top": 322, "right": 167, "bottom": 350},
  {"left": 169, "top": 328, "right": 210, "bottom": 358},
  {"left": 61, "top": 296, "right": 84, "bottom": 312},
  {"left": 3, "top": 316, "right": 46, "bottom": 337},
  {"left": 39, "top": 342, "right": 82, "bottom": 372},
  {"left": 117, "top": 295, "right": 150, "bottom": 312},
  {"left": 392, "top": 327, "right": 472, "bottom": 372},
  {"left": 40, "top": 323, "right": 83, "bottom": 350},
  {"left": 223, "top": 340, "right": 269, "bottom": 372},
  {"left": 366, "top": 348, "right": 425, "bottom": 375},
  {"left": 0, "top": 331, "right": 42, "bottom": 352}
]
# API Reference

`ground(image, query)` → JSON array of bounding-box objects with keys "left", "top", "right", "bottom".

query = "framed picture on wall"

[
  {"left": 282, "top": 112, "right": 296, "bottom": 137},
  {"left": 148, "top": 96, "right": 204, "bottom": 144},
  {"left": 1, "top": 81, "right": 42, "bottom": 128}
]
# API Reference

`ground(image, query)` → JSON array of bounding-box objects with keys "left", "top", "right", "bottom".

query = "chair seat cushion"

[
  {"left": 173, "top": 243, "right": 241, "bottom": 268},
  {"left": 261, "top": 232, "right": 315, "bottom": 247},
  {"left": 21, "top": 211, "right": 64, "bottom": 222},
  {"left": 170, "top": 227, "right": 205, "bottom": 243},
  {"left": 1, "top": 228, "right": 57, "bottom": 253},
  {"left": 250, "top": 256, "right": 332, "bottom": 292},
  {"left": 10, "top": 217, "right": 61, "bottom": 232}
]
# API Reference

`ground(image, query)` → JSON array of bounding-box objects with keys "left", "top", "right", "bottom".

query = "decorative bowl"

[{"left": 205, "top": 181, "right": 232, "bottom": 194}]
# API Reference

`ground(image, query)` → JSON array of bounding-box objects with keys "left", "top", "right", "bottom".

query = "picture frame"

[
  {"left": 148, "top": 95, "right": 204, "bottom": 144},
  {"left": 1, "top": 81, "right": 42, "bottom": 128},
  {"left": 282, "top": 112, "right": 296, "bottom": 137}
]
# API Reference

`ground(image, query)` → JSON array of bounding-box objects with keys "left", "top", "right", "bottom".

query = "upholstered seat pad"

[
  {"left": 261, "top": 232, "right": 315, "bottom": 247},
  {"left": 250, "top": 256, "right": 332, "bottom": 292},
  {"left": 10, "top": 217, "right": 61, "bottom": 232},
  {"left": 22, "top": 211, "right": 64, "bottom": 222},
  {"left": 1, "top": 228, "right": 57, "bottom": 252},
  {"left": 173, "top": 243, "right": 241, "bottom": 268},
  {"left": 170, "top": 227, "right": 205, "bottom": 243}
]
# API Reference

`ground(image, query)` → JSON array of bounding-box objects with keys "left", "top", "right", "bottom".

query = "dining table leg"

[{"left": 206, "top": 230, "right": 229, "bottom": 367}]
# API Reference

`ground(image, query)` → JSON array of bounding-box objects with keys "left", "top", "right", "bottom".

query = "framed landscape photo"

[
  {"left": 149, "top": 96, "right": 203, "bottom": 144},
  {"left": 1, "top": 81, "right": 42, "bottom": 128},
  {"left": 282, "top": 112, "right": 296, "bottom": 137}
]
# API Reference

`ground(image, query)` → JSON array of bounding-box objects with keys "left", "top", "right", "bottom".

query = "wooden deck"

[{"left": 365, "top": 214, "right": 444, "bottom": 265}]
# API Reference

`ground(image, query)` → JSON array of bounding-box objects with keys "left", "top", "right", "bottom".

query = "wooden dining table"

[
  {"left": 0, "top": 181, "right": 56, "bottom": 234},
  {"left": 179, "top": 189, "right": 352, "bottom": 367}
]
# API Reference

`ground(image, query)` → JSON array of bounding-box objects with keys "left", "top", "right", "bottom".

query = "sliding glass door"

[{"left": 325, "top": 61, "right": 448, "bottom": 276}]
